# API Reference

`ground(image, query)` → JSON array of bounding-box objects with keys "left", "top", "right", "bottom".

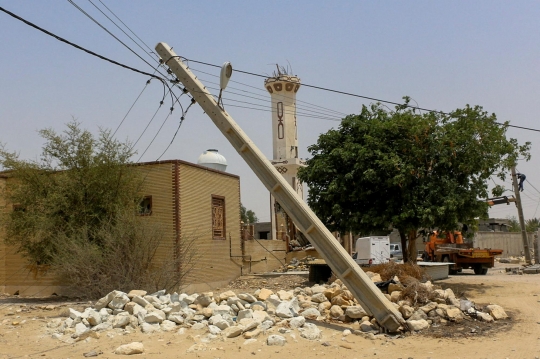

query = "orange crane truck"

[{"left": 422, "top": 231, "right": 503, "bottom": 275}]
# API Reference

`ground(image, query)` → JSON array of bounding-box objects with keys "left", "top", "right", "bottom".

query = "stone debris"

[
  {"left": 45, "top": 277, "right": 509, "bottom": 344},
  {"left": 114, "top": 342, "right": 144, "bottom": 355}
]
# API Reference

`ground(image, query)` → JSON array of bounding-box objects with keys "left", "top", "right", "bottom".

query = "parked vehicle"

[
  {"left": 354, "top": 236, "right": 391, "bottom": 266},
  {"left": 390, "top": 243, "right": 403, "bottom": 260},
  {"left": 422, "top": 231, "right": 503, "bottom": 275}
]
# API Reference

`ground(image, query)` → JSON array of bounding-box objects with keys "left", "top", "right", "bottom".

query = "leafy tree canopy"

[
  {"left": 0, "top": 121, "right": 139, "bottom": 264},
  {"left": 298, "top": 100, "right": 530, "bottom": 261},
  {"left": 240, "top": 204, "right": 258, "bottom": 224}
]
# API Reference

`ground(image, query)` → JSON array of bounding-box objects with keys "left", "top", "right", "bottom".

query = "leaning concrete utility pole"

[
  {"left": 511, "top": 166, "right": 532, "bottom": 264},
  {"left": 155, "top": 42, "right": 406, "bottom": 332}
]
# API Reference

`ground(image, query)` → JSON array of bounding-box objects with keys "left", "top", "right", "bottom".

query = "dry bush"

[
  {"left": 400, "top": 278, "right": 432, "bottom": 305},
  {"left": 52, "top": 212, "right": 199, "bottom": 298},
  {"left": 367, "top": 261, "right": 430, "bottom": 282}
]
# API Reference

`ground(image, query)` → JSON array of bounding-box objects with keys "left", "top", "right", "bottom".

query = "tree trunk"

[
  {"left": 407, "top": 229, "right": 418, "bottom": 264},
  {"left": 399, "top": 229, "right": 408, "bottom": 263}
]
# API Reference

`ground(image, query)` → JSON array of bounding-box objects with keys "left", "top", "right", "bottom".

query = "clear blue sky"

[{"left": 1, "top": 1, "right": 539, "bottom": 222}]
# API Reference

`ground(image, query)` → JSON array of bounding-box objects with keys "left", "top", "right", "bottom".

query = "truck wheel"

[
  {"left": 474, "top": 266, "right": 488, "bottom": 275},
  {"left": 443, "top": 256, "right": 458, "bottom": 275}
]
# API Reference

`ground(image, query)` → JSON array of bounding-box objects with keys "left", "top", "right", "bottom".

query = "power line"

[
  {"left": 181, "top": 57, "right": 540, "bottom": 133},
  {"left": 0, "top": 6, "right": 162, "bottom": 81}
]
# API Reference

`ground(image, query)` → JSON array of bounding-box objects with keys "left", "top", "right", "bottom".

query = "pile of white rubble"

[{"left": 46, "top": 276, "right": 508, "bottom": 345}]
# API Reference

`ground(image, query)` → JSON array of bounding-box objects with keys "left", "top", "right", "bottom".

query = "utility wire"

[
  {"left": 0, "top": 6, "right": 162, "bottom": 81},
  {"left": 88, "top": 0, "right": 157, "bottom": 63},
  {"left": 183, "top": 57, "right": 540, "bottom": 133}
]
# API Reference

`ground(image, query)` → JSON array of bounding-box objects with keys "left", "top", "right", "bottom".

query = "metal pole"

[
  {"left": 155, "top": 42, "right": 405, "bottom": 332},
  {"left": 511, "top": 167, "right": 532, "bottom": 264}
]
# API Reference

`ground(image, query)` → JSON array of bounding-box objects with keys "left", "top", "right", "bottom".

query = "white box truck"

[{"left": 353, "top": 236, "right": 391, "bottom": 266}]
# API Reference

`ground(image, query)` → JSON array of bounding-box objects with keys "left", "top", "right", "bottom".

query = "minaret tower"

[{"left": 264, "top": 73, "right": 304, "bottom": 242}]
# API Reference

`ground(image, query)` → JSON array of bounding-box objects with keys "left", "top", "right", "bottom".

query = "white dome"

[{"left": 197, "top": 149, "right": 227, "bottom": 172}]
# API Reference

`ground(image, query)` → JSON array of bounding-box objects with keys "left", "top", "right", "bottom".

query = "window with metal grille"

[{"left": 212, "top": 195, "right": 226, "bottom": 239}]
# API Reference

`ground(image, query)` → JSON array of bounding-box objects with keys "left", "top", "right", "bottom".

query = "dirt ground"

[{"left": 0, "top": 263, "right": 539, "bottom": 359}]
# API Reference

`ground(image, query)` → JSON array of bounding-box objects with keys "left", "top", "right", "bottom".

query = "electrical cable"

[
  {"left": 67, "top": 0, "right": 160, "bottom": 74},
  {"left": 96, "top": 0, "right": 155, "bottom": 55},
  {"left": 112, "top": 77, "right": 154, "bottom": 137},
  {"left": 190, "top": 66, "right": 348, "bottom": 117},
  {"left": 0, "top": 6, "right": 163, "bottom": 81},
  {"left": 136, "top": 93, "right": 185, "bottom": 162},
  {"left": 86, "top": 0, "right": 158, "bottom": 64},
  {"left": 156, "top": 99, "right": 196, "bottom": 161},
  {"left": 181, "top": 57, "right": 540, "bottom": 133}
]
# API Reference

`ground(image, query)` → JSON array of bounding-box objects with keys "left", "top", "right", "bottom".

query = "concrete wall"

[
  {"left": 244, "top": 239, "right": 287, "bottom": 274},
  {"left": 473, "top": 231, "right": 536, "bottom": 257}
]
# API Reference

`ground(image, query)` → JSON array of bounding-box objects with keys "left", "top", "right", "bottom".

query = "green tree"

[
  {"left": 0, "top": 121, "right": 196, "bottom": 296},
  {"left": 526, "top": 217, "right": 540, "bottom": 232},
  {"left": 240, "top": 204, "right": 258, "bottom": 224},
  {"left": 0, "top": 121, "right": 138, "bottom": 264},
  {"left": 298, "top": 100, "right": 530, "bottom": 262},
  {"left": 506, "top": 216, "right": 520, "bottom": 232}
]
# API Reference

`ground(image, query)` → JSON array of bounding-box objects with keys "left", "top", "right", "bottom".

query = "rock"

[
  {"left": 209, "top": 316, "right": 230, "bottom": 330},
  {"left": 87, "top": 310, "right": 102, "bottom": 326},
  {"left": 446, "top": 307, "right": 464, "bottom": 321},
  {"left": 83, "top": 350, "right": 101, "bottom": 357},
  {"left": 150, "top": 289, "right": 166, "bottom": 297},
  {"left": 323, "top": 287, "right": 342, "bottom": 300},
  {"left": 68, "top": 308, "right": 83, "bottom": 320},
  {"left": 208, "top": 325, "right": 222, "bottom": 335},
  {"left": 301, "top": 308, "right": 321, "bottom": 320},
  {"left": 318, "top": 301, "right": 331, "bottom": 313},
  {"left": 345, "top": 305, "right": 367, "bottom": 319},
  {"left": 300, "top": 323, "right": 322, "bottom": 340},
  {"left": 95, "top": 290, "right": 124, "bottom": 310},
  {"left": 420, "top": 302, "right": 438, "bottom": 313},
  {"left": 114, "top": 342, "right": 144, "bottom": 355},
  {"left": 219, "top": 291, "right": 236, "bottom": 301},
  {"left": 409, "top": 309, "right": 428, "bottom": 321},
  {"left": 186, "top": 343, "right": 207, "bottom": 353},
  {"left": 390, "top": 291, "right": 401, "bottom": 302},
  {"left": 311, "top": 292, "right": 327, "bottom": 303},
  {"left": 75, "top": 322, "right": 89, "bottom": 336},
  {"left": 343, "top": 329, "right": 352, "bottom": 336},
  {"left": 127, "top": 290, "right": 147, "bottom": 299},
  {"left": 477, "top": 311, "right": 494, "bottom": 323},
  {"left": 213, "top": 305, "right": 234, "bottom": 316},
  {"left": 91, "top": 322, "right": 112, "bottom": 332},
  {"left": 222, "top": 325, "right": 243, "bottom": 338},
  {"left": 195, "top": 293, "right": 214, "bottom": 307},
  {"left": 257, "top": 288, "right": 274, "bottom": 301},
  {"left": 289, "top": 316, "right": 305, "bottom": 329},
  {"left": 275, "top": 302, "right": 294, "bottom": 318},
  {"left": 237, "top": 309, "right": 253, "bottom": 320},
  {"left": 140, "top": 322, "right": 160, "bottom": 334},
  {"left": 144, "top": 295, "right": 163, "bottom": 309},
  {"left": 244, "top": 328, "right": 261, "bottom": 339},
  {"left": 112, "top": 312, "right": 131, "bottom": 328},
  {"left": 160, "top": 320, "right": 177, "bottom": 332},
  {"left": 329, "top": 305, "right": 344, "bottom": 318},
  {"left": 168, "top": 312, "right": 184, "bottom": 324},
  {"left": 267, "top": 334, "right": 287, "bottom": 346},
  {"left": 144, "top": 310, "right": 166, "bottom": 324},
  {"left": 132, "top": 295, "right": 151, "bottom": 308},
  {"left": 407, "top": 319, "right": 429, "bottom": 331},
  {"left": 360, "top": 321, "right": 376, "bottom": 332},
  {"left": 399, "top": 305, "right": 415, "bottom": 319},
  {"left": 201, "top": 307, "right": 213, "bottom": 318},
  {"left": 370, "top": 274, "right": 382, "bottom": 282},
  {"left": 76, "top": 331, "right": 100, "bottom": 342},
  {"left": 253, "top": 310, "right": 273, "bottom": 324},
  {"left": 239, "top": 318, "right": 260, "bottom": 332},
  {"left": 387, "top": 283, "right": 404, "bottom": 294},
  {"left": 486, "top": 305, "right": 508, "bottom": 320},
  {"left": 432, "top": 289, "right": 447, "bottom": 299},
  {"left": 243, "top": 339, "right": 257, "bottom": 345},
  {"left": 238, "top": 293, "right": 257, "bottom": 303},
  {"left": 108, "top": 293, "right": 130, "bottom": 310}
]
